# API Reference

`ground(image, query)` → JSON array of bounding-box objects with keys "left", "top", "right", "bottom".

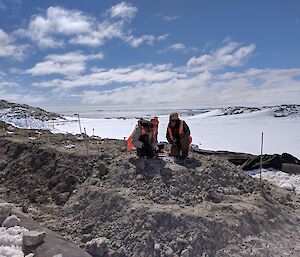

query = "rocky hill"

[
  {"left": 219, "top": 104, "right": 300, "bottom": 117},
  {"left": 0, "top": 100, "right": 62, "bottom": 129},
  {"left": 0, "top": 122, "right": 300, "bottom": 257}
]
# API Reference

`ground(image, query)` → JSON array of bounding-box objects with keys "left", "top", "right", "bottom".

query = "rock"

[
  {"left": 0, "top": 203, "right": 13, "bottom": 223},
  {"left": 286, "top": 193, "right": 293, "bottom": 202},
  {"left": 181, "top": 246, "right": 193, "bottom": 257},
  {"left": 160, "top": 168, "right": 172, "bottom": 176},
  {"left": 181, "top": 249, "right": 190, "bottom": 257},
  {"left": 55, "top": 192, "right": 71, "bottom": 205},
  {"left": 52, "top": 255, "right": 63, "bottom": 257},
  {"left": 206, "top": 190, "right": 221, "bottom": 203},
  {"left": 0, "top": 160, "right": 7, "bottom": 171},
  {"left": 23, "top": 231, "right": 46, "bottom": 246},
  {"left": 86, "top": 237, "right": 109, "bottom": 257},
  {"left": 136, "top": 174, "right": 144, "bottom": 181},
  {"left": 164, "top": 246, "right": 173, "bottom": 257},
  {"left": 154, "top": 243, "right": 161, "bottom": 257},
  {"left": 2, "top": 214, "right": 20, "bottom": 228},
  {"left": 22, "top": 203, "right": 29, "bottom": 213},
  {"left": 82, "top": 233, "right": 93, "bottom": 243}
]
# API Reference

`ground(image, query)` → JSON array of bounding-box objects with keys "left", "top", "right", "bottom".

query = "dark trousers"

[
  {"left": 137, "top": 146, "right": 155, "bottom": 158},
  {"left": 170, "top": 137, "right": 190, "bottom": 157}
]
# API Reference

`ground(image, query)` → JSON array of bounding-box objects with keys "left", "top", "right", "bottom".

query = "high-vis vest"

[
  {"left": 151, "top": 118, "right": 159, "bottom": 135},
  {"left": 127, "top": 127, "right": 147, "bottom": 151},
  {"left": 168, "top": 120, "right": 192, "bottom": 144}
]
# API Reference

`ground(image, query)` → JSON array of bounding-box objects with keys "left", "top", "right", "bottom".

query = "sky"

[{"left": 0, "top": 0, "right": 300, "bottom": 110}]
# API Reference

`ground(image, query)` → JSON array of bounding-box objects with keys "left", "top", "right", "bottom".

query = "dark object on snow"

[{"left": 192, "top": 149, "right": 300, "bottom": 174}]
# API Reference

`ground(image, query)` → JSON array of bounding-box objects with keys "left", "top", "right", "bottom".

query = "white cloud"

[
  {"left": 32, "top": 63, "right": 183, "bottom": 89},
  {"left": 16, "top": 6, "right": 93, "bottom": 48},
  {"left": 16, "top": 3, "right": 164, "bottom": 49},
  {"left": 0, "top": 28, "right": 27, "bottom": 59},
  {"left": 162, "top": 43, "right": 197, "bottom": 53},
  {"left": 26, "top": 51, "right": 103, "bottom": 76},
  {"left": 187, "top": 42, "right": 256, "bottom": 71},
  {"left": 29, "top": 40, "right": 300, "bottom": 107},
  {"left": 79, "top": 67, "right": 300, "bottom": 107},
  {"left": 163, "top": 15, "right": 179, "bottom": 21},
  {"left": 125, "top": 33, "right": 168, "bottom": 48},
  {"left": 108, "top": 1, "right": 137, "bottom": 20},
  {"left": 0, "top": 90, "right": 46, "bottom": 104}
]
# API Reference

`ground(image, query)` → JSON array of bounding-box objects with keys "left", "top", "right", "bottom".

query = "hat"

[
  {"left": 138, "top": 118, "right": 151, "bottom": 127},
  {"left": 169, "top": 112, "right": 179, "bottom": 121},
  {"left": 150, "top": 117, "right": 159, "bottom": 126}
]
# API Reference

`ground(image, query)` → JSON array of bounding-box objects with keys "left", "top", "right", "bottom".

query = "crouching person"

[
  {"left": 129, "top": 119, "right": 157, "bottom": 158},
  {"left": 166, "top": 113, "right": 192, "bottom": 158}
]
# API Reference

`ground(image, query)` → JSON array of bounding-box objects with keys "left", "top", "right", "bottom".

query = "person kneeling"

[
  {"left": 130, "top": 119, "right": 157, "bottom": 158},
  {"left": 166, "top": 113, "right": 192, "bottom": 159}
]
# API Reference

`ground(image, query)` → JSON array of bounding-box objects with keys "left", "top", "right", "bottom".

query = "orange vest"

[
  {"left": 127, "top": 127, "right": 147, "bottom": 151},
  {"left": 168, "top": 120, "right": 192, "bottom": 144},
  {"left": 151, "top": 118, "right": 159, "bottom": 135}
]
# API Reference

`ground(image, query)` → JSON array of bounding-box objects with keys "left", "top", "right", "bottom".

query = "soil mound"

[{"left": 0, "top": 125, "right": 300, "bottom": 256}]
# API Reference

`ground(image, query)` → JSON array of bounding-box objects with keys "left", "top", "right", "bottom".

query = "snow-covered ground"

[
  {"left": 1, "top": 104, "right": 300, "bottom": 194},
  {"left": 51, "top": 107, "right": 300, "bottom": 159},
  {"left": 0, "top": 226, "right": 29, "bottom": 257},
  {"left": 246, "top": 168, "right": 300, "bottom": 194}
]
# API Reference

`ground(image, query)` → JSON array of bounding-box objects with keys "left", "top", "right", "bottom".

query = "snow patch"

[
  {"left": 0, "top": 226, "right": 28, "bottom": 257},
  {"left": 246, "top": 168, "right": 300, "bottom": 193}
]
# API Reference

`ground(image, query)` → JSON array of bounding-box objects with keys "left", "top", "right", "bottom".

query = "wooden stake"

[
  {"left": 84, "top": 127, "right": 89, "bottom": 156},
  {"left": 259, "top": 132, "right": 264, "bottom": 180}
]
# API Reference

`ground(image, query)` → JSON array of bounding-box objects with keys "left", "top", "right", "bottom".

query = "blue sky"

[{"left": 0, "top": 0, "right": 300, "bottom": 109}]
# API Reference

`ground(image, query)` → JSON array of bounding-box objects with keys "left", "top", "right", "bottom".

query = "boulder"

[
  {"left": 206, "top": 190, "right": 221, "bottom": 203},
  {"left": 0, "top": 202, "right": 13, "bottom": 223},
  {"left": 86, "top": 237, "right": 109, "bottom": 257},
  {"left": 23, "top": 230, "right": 46, "bottom": 246},
  {"left": 2, "top": 214, "right": 20, "bottom": 228}
]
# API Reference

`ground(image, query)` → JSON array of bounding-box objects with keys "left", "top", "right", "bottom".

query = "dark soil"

[{"left": 0, "top": 121, "right": 300, "bottom": 257}]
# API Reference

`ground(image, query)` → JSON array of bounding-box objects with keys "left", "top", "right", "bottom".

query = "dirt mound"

[
  {"left": 0, "top": 126, "right": 300, "bottom": 256},
  {"left": 0, "top": 137, "right": 109, "bottom": 205}
]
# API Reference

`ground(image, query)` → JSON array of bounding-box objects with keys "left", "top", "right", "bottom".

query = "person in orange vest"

[
  {"left": 166, "top": 113, "right": 191, "bottom": 158},
  {"left": 150, "top": 116, "right": 159, "bottom": 142},
  {"left": 128, "top": 118, "right": 157, "bottom": 158}
]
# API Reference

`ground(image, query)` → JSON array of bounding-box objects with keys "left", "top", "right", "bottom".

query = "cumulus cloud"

[
  {"left": 26, "top": 51, "right": 103, "bottom": 76},
  {"left": 126, "top": 33, "right": 169, "bottom": 48},
  {"left": 16, "top": 3, "right": 166, "bottom": 49},
  {"left": 15, "top": 6, "right": 93, "bottom": 48},
  {"left": 79, "top": 68, "right": 300, "bottom": 107},
  {"left": 32, "top": 63, "right": 183, "bottom": 89},
  {"left": 29, "top": 40, "right": 300, "bottom": 107},
  {"left": 161, "top": 43, "right": 197, "bottom": 53},
  {"left": 0, "top": 28, "right": 27, "bottom": 59},
  {"left": 108, "top": 1, "right": 137, "bottom": 20},
  {"left": 187, "top": 42, "right": 256, "bottom": 71}
]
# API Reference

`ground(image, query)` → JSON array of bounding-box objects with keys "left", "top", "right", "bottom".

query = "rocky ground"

[
  {"left": 0, "top": 100, "right": 61, "bottom": 121},
  {"left": 0, "top": 121, "right": 300, "bottom": 257}
]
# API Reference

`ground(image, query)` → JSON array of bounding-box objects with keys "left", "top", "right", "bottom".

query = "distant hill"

[
  {"left": 0, "top": 100, "right": 63, "bottom": 129},
  {"left": 0, "top": 100, "right": 61, "bottom": 121},
  {"left": 219, "top": 104, "right": 300, "bottom": 117}
]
